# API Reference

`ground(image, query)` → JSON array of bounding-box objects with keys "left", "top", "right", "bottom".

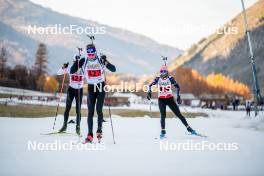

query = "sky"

[{"left": 30, "top": 0, "right": 258, "bottom": 50}]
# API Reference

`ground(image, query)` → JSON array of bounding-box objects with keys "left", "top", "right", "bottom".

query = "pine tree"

[
  {"left": 33, "top": 43, "right": 48, "bottom": 91},
  {"left": 0, "top": 46, "right": 8, "bottom": 79}
]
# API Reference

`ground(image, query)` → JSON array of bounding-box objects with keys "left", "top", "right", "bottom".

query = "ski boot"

[
  {"left": 160, "top": 129, "right": 166, "bottom": 139},
  {"left": 84, "top": 134, "right": 93, "bottom": 144},
  {"left": 59, "top": 122, "right": 67, "bottom": 133},
  {"left": 76, "top": 124, "right": 80, "bottom": 136},
  {"left": 187, "top": 126, "right": 197, "bottom": 135},
  {"left": 96, "top": 129, "right": 103, "bottom": 143}
]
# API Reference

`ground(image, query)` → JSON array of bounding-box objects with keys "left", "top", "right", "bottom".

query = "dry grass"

[{"left": 0, "top": 104, "right": 208, "bottom": 118}]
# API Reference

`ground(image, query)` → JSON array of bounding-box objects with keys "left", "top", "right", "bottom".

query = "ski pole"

[
  {"left": 103, "top": 60, "right": 116, "bottom": 144},
  {"left": 162, "top": 56, "right": 168, "bottom": 66},
  {"left": 86, "top": 35, "right": 95, "bottom": 44},
  {"left": 107, "top": 91, "right": 116, "bottom": 144},
  {"left": 52, "top": 70, "right": 66, "bottom": 131},
  {"left": 76, "top": 47, "right": 82, "bottom": 133},
  {"left": 149, "top": 101, "right": 153, "bottom": 118}
]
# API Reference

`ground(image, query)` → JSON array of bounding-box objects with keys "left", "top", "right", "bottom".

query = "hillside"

[
  {"left": 0, "top": 0, "right": 181, "bottom": 75},
  {"left": 167, "top": 0, "right": 264, "bottom": 93}
]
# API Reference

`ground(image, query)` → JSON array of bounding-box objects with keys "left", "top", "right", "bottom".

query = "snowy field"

[{"left": 0, "top": 110, "right": 264, "bottom": 176}]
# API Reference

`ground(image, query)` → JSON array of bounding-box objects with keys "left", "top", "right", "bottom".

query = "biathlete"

[
  {"left": 71, "top": 43, "right": 116, "bottom": 143},
  {"left": 57, "top": 55, "right": 84, "bottom": 135},
  {"left": 147, "top": 65, "right": 197, "bottom": 138}
]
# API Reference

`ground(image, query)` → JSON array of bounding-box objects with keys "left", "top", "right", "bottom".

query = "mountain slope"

[
  {"left": 0, "top": 0, "right": 181, "bottom": 75},
  {"left": 168, "top": 0, "right": 264, "bottom": 92}
]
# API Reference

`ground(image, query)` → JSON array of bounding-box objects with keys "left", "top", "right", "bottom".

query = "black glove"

[
  {"left": 75, "top": 55, "right": 80, "bottom": 60},
  {"left": 62, "top": 62, "right": 69, "bottom": 69},
  {"left": 100, "top": 55, "right": 107, "bottom": 65},
  {"left": 176, "top": 95, "right": 182, "bottom": 104},
  {"left": 147, "top": 91, "right": 152, "bottom": 100}
]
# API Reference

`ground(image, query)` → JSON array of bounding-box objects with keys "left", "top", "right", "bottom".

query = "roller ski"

[
  {"left": 187, "top": 126, "right": 207, "bottom": 138},
  {"left": 40, "top": 131, "right": 77, "bottom": 136}
]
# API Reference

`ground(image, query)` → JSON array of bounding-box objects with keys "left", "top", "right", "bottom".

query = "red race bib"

[
  {"left": 87, "top": 70, "right": 101, "bottom": 78},
  {"left": 71, "top": 75, "right": 83, "bottom": 82}
]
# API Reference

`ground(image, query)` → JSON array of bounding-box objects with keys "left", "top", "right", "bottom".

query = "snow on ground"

[
  {"left": 0, "top": 110, "right": 264, "bottom": 176},
  {"left": 0, "top": 86, "right": 57, "bottom": 97}
]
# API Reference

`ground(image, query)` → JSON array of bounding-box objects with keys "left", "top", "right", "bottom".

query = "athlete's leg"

[
  {"left": 96, "top": 83, "right": 105, "bottom": 132},
  {"left": 158, "top": 98, "right": 167, "bottom": 133},
  {"left": 75, "top": 88, "right": 83, "bottom": 126},
  {"left": 87, "top": 85, "right": 97, "bottom": 136},
  {"left": 167, "top": 97, "right": 189, "bottom": 127},
  {"left": 64, "top": 87, "right": 74, "bottom": 123},
  {"left": 60, "top": 87, "right": 74, "bottom": 132}
]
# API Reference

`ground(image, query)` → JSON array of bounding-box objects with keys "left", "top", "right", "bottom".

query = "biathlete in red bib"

[
  {"left": 57, "top": 55, "right": 84, "bottom": 135},
  {"left": 70, "top": 43, "right": 116, "bottom": 143},
  {"left": 147, "top": 65, "right": 197, "bottom": 138}
]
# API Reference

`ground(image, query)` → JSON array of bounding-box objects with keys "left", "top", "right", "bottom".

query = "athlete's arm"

[
  {"left": 57, "top": 63, "right": 69, "bottom": 75},
  {"left": 70, "top": 57, "right": 85, "bottom": 74},
  {"left": 149, "top": 77, "right": 159, "bottom": 89},
  {"left": 147, "top": 77, "right": 159, "bottom": 100},
  {"left": 169, "top": 76, "right": 180, "bottom": 96},
  {"left": 100, "top": 55, "right": 116, "bottom": 72},
  {"left": 105, "top": 61, "right": 116, "bottom": 72}
]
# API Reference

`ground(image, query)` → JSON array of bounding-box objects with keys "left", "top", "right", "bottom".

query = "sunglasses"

[
  {"left": 160, "top": 70, "right": 168, "bottom": 73},
  {"left": 87, "top": 47, "right": 96, "bottom": 54},
  {"left": 87, "top": 53, "right": 96, "bottom": 58}
]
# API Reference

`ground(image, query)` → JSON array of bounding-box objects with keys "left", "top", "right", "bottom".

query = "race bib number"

[
  {"left": 159, "top": 85, "right": 171, "bottom": 92},
  {"left": 71, "top": 75, "right": 83, "bottom": 82},
  {"left": 159, "top": 85, "right": 172, "bottom": 96},
  {"left": 88, "top": 70, "right": 101, "bottom": 77}
]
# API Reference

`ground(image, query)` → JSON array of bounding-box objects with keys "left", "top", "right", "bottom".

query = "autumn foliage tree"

[
  {"left": 170, "top": 67, "right": 251, "bottom": 99},
  {"left": 206, "top": 73, "right": 251, "bottom": 99},
  {"left": 44, "top": 76, "right": 59, "bottom": 92},
  {"left": 171, "top": 67, "right": 209, "bottom": 95}
]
